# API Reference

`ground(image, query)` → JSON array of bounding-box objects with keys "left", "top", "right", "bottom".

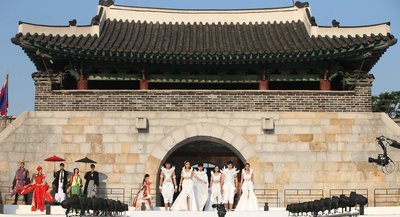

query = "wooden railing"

[
  {"left": 96, "top": 188, "right": 126, "bottom": 203},
  {"left": 254, "top": 188, "right": 279, "bottom": 207},
  {"left": 284, "top": 189, "right": 324, "bottom": 206},
  {"left": 374, "top": 188, "right": 400, "bottom": 206}
]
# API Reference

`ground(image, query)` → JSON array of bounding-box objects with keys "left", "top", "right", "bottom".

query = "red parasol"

[{"left": 44, "top": 155, "right": 65, "bottom": 171}]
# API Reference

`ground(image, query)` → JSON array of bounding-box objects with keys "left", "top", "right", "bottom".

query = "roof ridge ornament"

[
  {"left": 99, "top": 0, "right": 114, "bottom": 7},
  {"left": 294, "top": 1, "right": 309, "bottom": 8},
  {"left": 332, "top": 19, "right": 340, "bottom": 27},
  {"left": 69, "top": 19, "right": 77, "bottom": 26}
]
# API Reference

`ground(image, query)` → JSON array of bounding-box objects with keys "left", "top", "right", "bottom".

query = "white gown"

[
  {"left": 193, "top": 169, "right": 209, "bottom": 211},
  {"left": 161, "top": 166, "right": 176, "bottom": 204},
  {"left": 210, "top": 171, "right": 222, "bottom": 204},
  {"left": 204, "top": 171, "right": 223, "bottom": 211},
  {"left": 171, "top": 168, "right": 198, "bottom": 211},
  {"left": 235, "top": 169, "right": 259, "bottom": 211},
  {"left": 221, "top": 167, "right": 239, "bottom": 204}
]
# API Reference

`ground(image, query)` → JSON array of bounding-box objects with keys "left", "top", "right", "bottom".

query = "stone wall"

[
  {"left": 0, "top": 111, "right": 399, "bottom": 206},
  {"left": 33, "top": 73, "right": 373, "bottom": 112}
]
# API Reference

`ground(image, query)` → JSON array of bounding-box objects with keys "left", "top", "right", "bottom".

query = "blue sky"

[{"left": 0, "top": 0, "right": 399, "bottom": 115}]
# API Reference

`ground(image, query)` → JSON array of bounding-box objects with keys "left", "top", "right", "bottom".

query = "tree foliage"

[{"left": 372, "top": 91, "right": 400, "bottom": 112}]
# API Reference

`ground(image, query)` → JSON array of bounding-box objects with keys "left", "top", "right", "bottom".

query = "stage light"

[
  {"left": 264, "top": 202, "right": 269, "bottom": 211},
  {"left": 350, "top": 192, "right": 368, "bottom": 215},
  {"left": 331, "top": 196, "right": 339, "bottom": 210}
]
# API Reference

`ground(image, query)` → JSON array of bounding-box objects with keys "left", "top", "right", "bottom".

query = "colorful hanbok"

[
  {"left": 10, "top": 167, "right": 30, "bottom": 204},
  {"left": 18, "top": 166, "right": 54, "bottom": 212},
  {"left": 133, "top": 180, "right": 152, "bottom": 210},
  {"left": 68, "top": 175, "right": 82, "bottom": 196}
]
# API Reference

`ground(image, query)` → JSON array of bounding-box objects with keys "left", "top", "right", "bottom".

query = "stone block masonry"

[
  {"left": 34, "top": 77, "right": 372, "bottom": 112},
  {"left": 0, "top": 111, "right": 399, "bottom": 206}
]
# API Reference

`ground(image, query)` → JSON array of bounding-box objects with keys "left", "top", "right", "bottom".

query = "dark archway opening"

[{"left": 156, "top": 136, "right": 246, "bottom": 207}]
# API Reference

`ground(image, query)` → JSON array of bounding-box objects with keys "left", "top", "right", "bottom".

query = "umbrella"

[
  {"left": 75, "top": 157, "right": 97, "bottom": 171},
  {"left": 75, "top": 157, "right": 97, "bottom": 164},
  {"left": 44, "top": 155, "right": 65, "bottom": 171}
]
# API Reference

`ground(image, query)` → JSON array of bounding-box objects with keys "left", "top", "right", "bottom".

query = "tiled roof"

[{"left": 11, "top": 2, "right": 397, "bottom": 71}]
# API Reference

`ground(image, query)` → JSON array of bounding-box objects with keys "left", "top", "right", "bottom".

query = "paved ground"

[{"left": 1, "top": 206, "right": 400, "bottom": 217}]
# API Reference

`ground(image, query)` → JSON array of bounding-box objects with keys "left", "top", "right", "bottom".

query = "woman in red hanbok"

[{"left": 18, "top": 166, "right": 54, "bottom": 212}]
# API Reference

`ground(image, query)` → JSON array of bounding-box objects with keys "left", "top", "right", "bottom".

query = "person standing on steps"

[
  {"left": 159, "top": 162, "right": 177, "bottom": 211},
  {"left": 10, "top": 160, "right": 30, "bottom": 205},
  {"left": 53, "top": 163, "right": 69, "bottom": 204},
  {"left": 84, "top": 164, "right": 99, "bottom": 198},
  {"left": 221, "top": 161, "right": 239, "bottom": 211}
]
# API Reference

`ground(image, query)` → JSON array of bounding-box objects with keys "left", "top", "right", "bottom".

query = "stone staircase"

[{"left": 394, "top": 118, "right": 400, "bottom": 126}]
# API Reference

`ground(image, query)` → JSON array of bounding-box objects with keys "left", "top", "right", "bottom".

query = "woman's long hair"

[{"left": 143, "top": 174, "right": 150, "bottom": 184}]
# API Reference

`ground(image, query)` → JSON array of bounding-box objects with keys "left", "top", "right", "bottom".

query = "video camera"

[{"left": 368, "top": 135, "right": 400, "bottom": 174}]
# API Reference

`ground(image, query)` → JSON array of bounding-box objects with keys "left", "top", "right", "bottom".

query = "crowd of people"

[
  {"left": 10, "top": 161, "right": 100, "bottom": 212},
  {"left": 134, "top": 161, "right": 259, "bottom": 211},
  {"left": 11, "top": 160, "right": 258, "bottom": 212}
]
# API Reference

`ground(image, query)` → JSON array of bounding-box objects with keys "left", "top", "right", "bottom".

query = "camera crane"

[{"left": 368, "top": 135, "right": 400, "bottom": 174}]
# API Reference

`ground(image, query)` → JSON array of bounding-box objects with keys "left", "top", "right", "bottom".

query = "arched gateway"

[
  {"left": 144, "top": 123, "right": 257, "bottom": 205},
  {"left": 156, "top": 136, "right": 246, "bottom": 206}
]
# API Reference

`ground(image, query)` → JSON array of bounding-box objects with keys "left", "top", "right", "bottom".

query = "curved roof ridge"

[
  {"left": 111, "top": 4, "right": 297, "bottom": 12},
  {"left": 100, "top": 4, "right": 308, "bottom": 25}
]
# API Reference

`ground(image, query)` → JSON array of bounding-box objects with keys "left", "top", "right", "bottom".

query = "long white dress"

[
  {"left": 171, "top": 168, "right": 198, "bottom": 211},
  {"left": 161, "top": 166, "right": 176, "bottom": 204},
  {"left": 193, "top": 168, "right": 209, "bottom": 211},
  {"left": 235, "top": 169, "right": 259, "bottom": 211},
  {"left": 221, "top": 167, "right": 239, "bottom": 204},
  {"left": 204, "top": 171, "right": 223, "bottom": 211},
  {"left": 210, "top": 171, "right": 222, "bottom": 204}
]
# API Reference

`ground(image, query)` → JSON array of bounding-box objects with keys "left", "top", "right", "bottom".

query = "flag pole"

[{"left": 3, "top": 70, "right": 8, "bottom": 128}]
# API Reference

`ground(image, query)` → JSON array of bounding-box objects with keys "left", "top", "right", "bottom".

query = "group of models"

[
  {"left": 10, "top": 161, "right": 99, "bottom": 212},
  {"left": 136, "top": 160, "right": 259, "bottom": 211}
]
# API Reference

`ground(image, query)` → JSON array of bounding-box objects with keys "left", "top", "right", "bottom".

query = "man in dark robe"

[
  {"left": 84, "top": 164, "right": 99, "bottom": 198},
  {"left": 53, "top": 163, "right": 69, "bottom": 204}
]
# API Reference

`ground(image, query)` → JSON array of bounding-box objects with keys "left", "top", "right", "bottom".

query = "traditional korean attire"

[
  {"left": 160, "top": 166, "right": 176, "bottom": 204},
  {"left": 53, "top": 169, "right": 69, "bottom": 203},
  {"left": 235, "top": 169, "right": 259, "bottom": 211},
  {"left": 171, "top": 167, "right": 198, "bottom": 211},
  {"left": 84, "top": 170, "right": 99, "bottom": 198},
  {"left": 10, "top": 167, "right": 30, "bottom": 204},
  {"left": 193, "top": 168, "right": 209, "bottom": 211},
  {"left": 133, "top": 180, "right": 152, "bottom": 209},
  {"left": 221, "top": 167, "right": 239, "bottom": 204},
  {"left": 18, "top": 166, "right": 54, "bottom": 212},
  {"left": 68, "top": 175, "right": 82, "bottom": 196}
]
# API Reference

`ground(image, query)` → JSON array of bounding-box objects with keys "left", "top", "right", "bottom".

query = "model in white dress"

[
  {"left": 193, "top": 165, "right": 209, "bottom": 211},
  {"left": 235, "top": 165, "right": 259, "bottom": 211},
  {"left": 171, "top": 164, "right": 198, "bottom": 211},
  {"left": 221, "top": 163, "right": 239, "bottom": 211},
  {"left": 160, "top": 164, "right": 177, "bottom": 211},
  {"left": 210, "top": 169, "right": 222, "bottom": 204}
]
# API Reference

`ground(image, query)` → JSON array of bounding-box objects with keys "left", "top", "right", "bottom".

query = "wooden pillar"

[
  {"left": 259, "top": 73, "right": 268, "bottom": 90},
  {"left": 259, "top": 78, "right": 268, "bottom": 90},
  {"left": 140, "top": 70, "right": 148, "bottom": 90},
  {"left": 77, "top": 66, "right": 88, "bottom": 90},
  {"left": 320, "top": 78, "right": 331, "bottom": 91}
]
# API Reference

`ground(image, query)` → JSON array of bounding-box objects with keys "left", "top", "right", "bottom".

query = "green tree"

[{"left": 372, "top": 91, "right": 400, "bottom": 112}]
